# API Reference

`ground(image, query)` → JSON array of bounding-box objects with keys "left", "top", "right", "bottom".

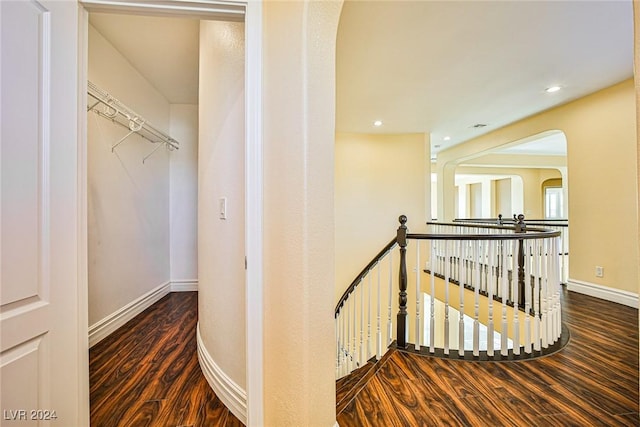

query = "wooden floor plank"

[
  {"left": 91, "top": 288, "right": 639, "bottom": 426},
  {"left": 90, "top": 292, "right": 242, "bottom": 426},
  {"left": 338, "top": 289, "right": 640, "bottom": 426}
]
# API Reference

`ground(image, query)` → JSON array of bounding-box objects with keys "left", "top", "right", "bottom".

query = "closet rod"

[{"left": 87, "top": 80, "right": 180, "bottom": 151}]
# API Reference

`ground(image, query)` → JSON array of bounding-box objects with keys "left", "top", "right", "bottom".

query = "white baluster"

[
  {"left": 549, "top": 237, "right": 558, "bottom": 344},
  {"left": 496, "top": 239, "right": 502, "bottom": 300},
  {"left": 376, "top": 261, "right": 382, "bottom": 360},
  {"left": 473, "top": 240, "right": 480, "bottom": 357},
  {"left": 540, "top": 239, "right": 549, "bottom": 349},
  {"left": 524, "top": 238, "right": 532, "bottom": 354},
  {"left": 501, "top": 239, "right": 509, "bottom": 356},
  {"left": 335, "top": 317, "right": 340, "bottom": 377},
  {"left": 439, "top": 239, "right": 445, "bottom": 276},
  {"left": 341, "top": 309, "right": 347, "bottom": 375},
  {"left": 552, "top": 237, "right": 559, "bottom": 343},
  {"left": 345, "top": 296, "right": 351, "bottom": 373},
  {"left": 452, "top": 240, "right": 458, "bottom": 283},
  {"left": 351, "top": 289, "right": 357, "bottom": 369},
  {"left": 561, "top": 226, "right": 568, "bottom": 284},
  {"left": 341, "top": 305, "right": 347, "bottom": 376},
  {"left": 430, "top": 240, "right": 436, "bottom": 354},
  {"left": 367, "top": 273, "right": 372, "bottom": 360},
  {"left": 512, "top": 238, "right": 520, "bottom": 356},
  {"left": 481, "top": 241, "right": 487, "bottom": 295},
  {"left": 387, "top": 251, "right": 393, "bottom": 347},
  {"left": 416, "top": 240, "right": 421, "bottom": 350},
  {"left": 444, "top": 240, "right": 450, "bottom": 355},
  {"left": 555, "top": 236, "right": 569, "bottom": 338},
  {"left": 359, "top": 279, "right": 365, "bottom": 366},
  {"left": 459, "top": 239, "right": 465, "bottom": 357},
  {"left": 487, "top": 240, "right": 495, "bottom": 357},
  {"left": 533, "top": 239, "right": 541, "bottom": 352},
  {"left": 563, "top": 226, "right": 570, "bottom": 285},
  {"left": 555, "top": 236, "right": 563, "bottom": 340}
]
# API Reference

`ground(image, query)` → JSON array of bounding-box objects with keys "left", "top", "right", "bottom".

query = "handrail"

[
  {"left": 454, "top": 217, "right": 568, "bottom": 227},
  {"left": 335, "top": 215, "right": 566, "bottom": 379},
  {"left": 448, "top": 217, "right": 569, "bottom": 283},
  {"left": 334, "top": 237, "right": 397, "bottom": 317},
  {"left": 420, "top": 224, "right": 560, "bottom": 240},
  {"left": 335, "top": 223, "right": 560, "bottom": 317},
  {"left": 454, "top": 217, "right": 568, "bottom": 222}
]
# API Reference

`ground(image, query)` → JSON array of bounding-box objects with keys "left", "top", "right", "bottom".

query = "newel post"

[
  {"left": 396, "top": 215, "right": 409, "bottom": 349},
  {"left": 515, "top": 214, "right": 526, "bottom": 307}
]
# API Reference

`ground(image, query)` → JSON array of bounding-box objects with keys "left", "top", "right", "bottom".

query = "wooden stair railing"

[
  {"left": 453, "top": 215, "right": 569, "bottom": 284},
  {"left": 335, "top": 215, "right": 568, "bottom": 379}
]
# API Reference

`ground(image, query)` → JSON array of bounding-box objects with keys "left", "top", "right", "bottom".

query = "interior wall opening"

[
  {"left": 86, "top": 11, "right": 200, "bottom": 345},
  {"left": 448, "top": 130, "right": 568, "bottom": 221},
  {"left": 85, "top": 7, "right": 249, "bottom": 423}
]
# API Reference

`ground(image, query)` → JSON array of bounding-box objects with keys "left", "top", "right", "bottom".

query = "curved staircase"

[{"left": 335, "top": 215, "right": 568, "bottom": 379}]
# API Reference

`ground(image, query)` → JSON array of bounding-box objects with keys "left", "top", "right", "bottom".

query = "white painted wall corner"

[
  {"left": 88, "top": 281, "right": 171, "bottom": 347},
  {"left": 171, "top": 279, "right": 198, "bottom": 292},
  {"left": 88, "top": 280, "right": 199, "bottom": 347}
]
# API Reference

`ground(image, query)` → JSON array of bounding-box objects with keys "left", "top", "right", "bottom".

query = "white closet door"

[{"left": 1, "top": 0, "right": 86, "bottom": 425}]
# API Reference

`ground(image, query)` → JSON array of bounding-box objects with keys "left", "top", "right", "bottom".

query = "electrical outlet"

[{"left": 595, "top": 266, "right": 604, "bottom": 278}]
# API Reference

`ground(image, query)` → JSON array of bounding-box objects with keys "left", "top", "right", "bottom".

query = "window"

[{"left": 545, "top": 187, "right": 564, "bottom": 219}]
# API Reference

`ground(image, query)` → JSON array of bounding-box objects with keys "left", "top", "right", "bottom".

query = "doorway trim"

[{"left": 78, "top": 1, "right": 264, "bottom": 425}]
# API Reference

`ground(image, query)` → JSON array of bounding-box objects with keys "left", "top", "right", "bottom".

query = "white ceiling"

[
  {"left": 89, "top": 13, "right": 200, "bottom": 104},
  {"left": 496, "top": 131, "right": 567, "bottom": 156},
  {"left": 89, "top": 1, "right": 633, "bottom": 155},
  {"left": 337, "top": 0, "right": 633, "bottom": 155}
]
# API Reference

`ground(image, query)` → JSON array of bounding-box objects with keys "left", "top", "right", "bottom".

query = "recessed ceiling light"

[
  {"left": 443, "top": 136, "right": 451, "bottom": 141},
  {"left": 373, "top": 120, "right": 383, "bottom": 127},
  {"left": 546, "top": 86, "right": 562, "bottom": 93}
]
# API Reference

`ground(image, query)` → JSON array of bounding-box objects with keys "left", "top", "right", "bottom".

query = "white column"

[
  {"left": 436, "top": 161, "right": 457, "bottom": 221},
  {"left": 558, "top": 166, "right": 569, "bottom": 219},
  {"left": 510, "top": 175, "right": 525, "bottom": 216},
  {"left": 262, "top": 2, "right": 343, "bottom": 426},
  {"left": 457, "top": 184, "right": 469, "bottom": 219},
  {"left": 481, "top": 179, "right": 493, "bottom": 218}
]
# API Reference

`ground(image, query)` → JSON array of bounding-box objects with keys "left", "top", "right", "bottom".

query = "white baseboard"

[
  {"left": 196, "top": 322, "right": 247, "bottom": 425},
  {"left": 567, "top": 279, "right": 638, "bottom": 308},
  {"left": 171, "top": 279, "right": 198, "bottom": 292},
  {"left": 88, "top": 281, "right": 171, "bottom": 347}
]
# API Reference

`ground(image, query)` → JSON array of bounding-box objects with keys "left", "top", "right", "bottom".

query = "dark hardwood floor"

[
  {"left": 91, "top": 289, "right": 639, "bottom": 426},
  {"left": 337, "top": 289, "right": 640, "bottom": 426},
  {"left": 90, "top": 292, "right": 243, "bottom": 427}
]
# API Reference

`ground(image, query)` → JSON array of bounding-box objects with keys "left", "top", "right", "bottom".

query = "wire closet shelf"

[{"left": 87, "top": 80, "right": 179, "bottom": 162}]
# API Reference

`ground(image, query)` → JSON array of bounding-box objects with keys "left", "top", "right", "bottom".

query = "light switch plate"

[{"left": 219, "top": 197, "right": 227, "bottom": 220}]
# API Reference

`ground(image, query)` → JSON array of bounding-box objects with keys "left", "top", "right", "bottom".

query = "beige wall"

[
  {"left": 169, "top": 104, "right": 198, "bottom": 282},
  {"left": 495, "top": 178, "right": 511, "bottom": 217},
  {"left": 263, "top": 1, "right": 342, "bottom": 425},
  {"left": 565, "top": 81, "right": 637, "bottom": 292},
  {"left": 198, "top": 19, "right": 246, "bottom": 391},
  {"left": 438, "top": 79, "right": 638, "bottom": 293},
  {"left": 335, "top": 132, "right": 430, "bottom": 301},
  {"left": 469, "top": 182, "right": 483, "bottom": 217}
]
